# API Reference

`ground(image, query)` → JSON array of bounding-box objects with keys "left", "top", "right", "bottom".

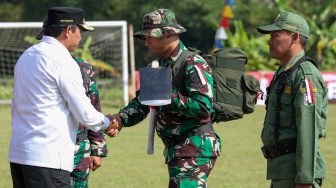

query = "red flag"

[{"left": 220, "top": 17, "right": 230, "bottom": 29}]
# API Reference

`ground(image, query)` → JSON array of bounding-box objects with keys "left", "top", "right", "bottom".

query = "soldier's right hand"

[
  {"left": 105, "top": 114, "right": 123, "bottom": 137},
  {"left": 107, "top": 114, "right": 123, "bottom": 131}
]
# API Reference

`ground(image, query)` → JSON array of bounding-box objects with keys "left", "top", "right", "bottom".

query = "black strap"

[
  {"left": 172, "top": 49, "right": 196, "bottom": 89},
  {"left": 266, "top": 56, "right": 317, "bottom": 143}
]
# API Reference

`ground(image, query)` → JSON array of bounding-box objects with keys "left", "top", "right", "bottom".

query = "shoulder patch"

[{"left": 302, "top": 78, "right": 315, "bottom": 108}]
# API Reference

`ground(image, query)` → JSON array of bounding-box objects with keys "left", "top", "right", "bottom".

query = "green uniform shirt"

[{"left": 261, "top": 51, "right": 328, "bottom": 184}]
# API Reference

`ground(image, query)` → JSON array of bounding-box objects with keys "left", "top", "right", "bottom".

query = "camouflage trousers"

[
  {"left": 70, "top": 139, "right": 91, "bottom": 188},
  {"left": 168, "top": 157, "right": 217, "bottom": 188}
]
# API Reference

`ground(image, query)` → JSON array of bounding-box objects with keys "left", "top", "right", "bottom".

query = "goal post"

[{"left": 0, "top": 21, "right": 129, "bottom": 105}]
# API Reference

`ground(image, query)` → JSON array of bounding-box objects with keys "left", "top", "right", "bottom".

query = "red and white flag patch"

[
  {"left": 194, "top": 64, "right": 207, "bottom": 85},
  {"left": 303, "top": 78, "right": 315, "bottom": 105}
]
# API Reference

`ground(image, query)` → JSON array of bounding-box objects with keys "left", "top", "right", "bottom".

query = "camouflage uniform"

[
  {"left": 70, "top": 58, "right": 108, "bottom": 188},
  {"left": 118, "top": 9, "right": 221, "bottom": 188}
]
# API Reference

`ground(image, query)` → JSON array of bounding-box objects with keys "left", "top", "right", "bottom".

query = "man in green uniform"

[
  {"left": 106, "top": 9, "right": 221, "bottom": 188},
  {"left": 257, "top": 11, "right": 328, "bottom": 188}
]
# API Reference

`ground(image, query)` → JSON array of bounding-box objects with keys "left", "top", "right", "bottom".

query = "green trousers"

[{"left": 270, "top": 178, "right": 323, "bottom": 188}]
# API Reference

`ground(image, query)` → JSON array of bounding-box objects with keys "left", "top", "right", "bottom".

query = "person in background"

[
  {"left": 257, "top": 11, "right": 328, "bottom": 188},
  {"left": 9, "top": 7, "right": 118, "bottom": 188},
  {"left": 71, "top": 58, "right": 108, "bottom": 188},
  {"left": 109, "top": 9, "right": 221, "bottom": 188}
]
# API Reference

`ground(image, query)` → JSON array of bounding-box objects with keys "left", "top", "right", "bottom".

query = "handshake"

[{"left": 104, "top": 114, "right": 123, "bottom": 138}]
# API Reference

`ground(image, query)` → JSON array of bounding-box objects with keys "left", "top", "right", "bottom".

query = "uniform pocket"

[{"left": 279, "top": 94, "right": 293, "bottom": 127}]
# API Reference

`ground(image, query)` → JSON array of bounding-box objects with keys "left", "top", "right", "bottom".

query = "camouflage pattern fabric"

[
  {"left": 71, "top": 140, "right": 91, "bottom": 188},
  {"left": 168, "top": 157, "right": 217, "bottom": 188},
  {"left": 133, "top": 9, "right": 186, "bottom": 40},
  {"left": 117, "top": 41, "right": 221, "bottom": 185},
  {"left": 70, "top": 58, "right": 108, "bottom": 188}
]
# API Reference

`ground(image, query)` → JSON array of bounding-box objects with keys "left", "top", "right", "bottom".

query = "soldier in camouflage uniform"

[
  {"left": 109, "top": 9, "right": 221, "bottom": 188},
  {"left": 70, "top": 58, "right": 108, "bottom": 188}
]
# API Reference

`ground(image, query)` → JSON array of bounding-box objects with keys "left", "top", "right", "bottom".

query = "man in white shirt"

[{"left": 9, "top": 7, "right": 118, "bottom": 188}]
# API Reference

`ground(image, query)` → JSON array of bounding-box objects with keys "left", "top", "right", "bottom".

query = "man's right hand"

[{"left": 105, "top": 114, "right": 123, "bottom": 137}]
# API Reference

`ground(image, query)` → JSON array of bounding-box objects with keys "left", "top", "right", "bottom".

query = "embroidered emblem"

[
  {"left": 274, "top": 14, "right": 280, "bottom": 22},
  {"left": 284, "top": 85, "right": 291, "bottom": 94},
  {"left": 284, "top": 64, "right": 292, "bottom": 71},
  {"left": 300, "top": 87, "right": 317, "bottom": 93}
]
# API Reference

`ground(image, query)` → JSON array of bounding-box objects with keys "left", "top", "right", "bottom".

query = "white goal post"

[{"left": 0, "top": 21, "right": 129, "bottom": 105}]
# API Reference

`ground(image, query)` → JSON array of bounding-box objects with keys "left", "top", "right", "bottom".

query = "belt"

[
  {"left": 76, "top": 131, "right": 88, "bottom": 144},
  {"left": 161, "top": 123, "right": 213, "bottom": 148},
  {"left": 261, "top": 139, "right": 297, "bottom": 159}
]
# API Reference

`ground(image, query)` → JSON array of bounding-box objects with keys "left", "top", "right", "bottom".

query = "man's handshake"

[{"left": 105, "top": 114, "right": 123, "bottom": 137}]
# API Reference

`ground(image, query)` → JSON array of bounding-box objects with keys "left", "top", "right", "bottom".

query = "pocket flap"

[{"left": 243, "top": 74, "right": 260, "bottom": 92}]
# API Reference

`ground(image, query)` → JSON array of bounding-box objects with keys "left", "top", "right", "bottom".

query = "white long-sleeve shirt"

[{"left": 9, "top": 36, "right": 110, "bottom": 172}]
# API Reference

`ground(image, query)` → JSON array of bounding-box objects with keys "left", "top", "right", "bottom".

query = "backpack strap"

[
  {"left": 172, "top": 49, "right": 196, "bottom": 89},
  {"left": 266, "top": 56, "right": 317, "bottom": 144}
]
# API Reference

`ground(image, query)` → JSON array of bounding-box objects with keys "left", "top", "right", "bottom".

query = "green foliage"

[
  {"left": 222, "top": 20, "right": 279, "bottom": 71},
  {"left": 0, "top": 78, "right": 13, "bottom": 99},
  {"left": 0, "top": 3, "right": 23, "bottom": 21},
  {"left": 71, "top": 36, "right": 121, "bottom": 79},
  {"left": 1, "top": 0, "right": 335, "bottom": 71},
  {"left": 274, "top": 0, "right": 336, "bottom": 70},
  {"left": 23, "top": 35, "right": 120, "bottom": 79}
]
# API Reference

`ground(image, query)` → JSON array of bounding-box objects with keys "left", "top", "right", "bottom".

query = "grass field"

[{"left": 0, "top": 104, "right": 335, "bottom": 188}]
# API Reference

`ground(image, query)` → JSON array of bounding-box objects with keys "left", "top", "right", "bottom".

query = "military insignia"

[
  {"left": 284, "top": 85, "right": 291, "bottom": 94},
  {"left": 274, "top": 14, "right": 280, "bottom": 22},
  {"left": 302, "top": 78, "right": 315, "bottom": 108},
  {"left": 284, "top": 64, "right": 292, "bottom": 71},
  {"left": 300, "top": 88, "right": 306, "bottom": 93},
  {"left": 194, "top": 64, "right": 206, "bottom": 85}
]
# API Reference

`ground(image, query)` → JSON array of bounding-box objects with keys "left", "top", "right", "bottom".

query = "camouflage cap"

[
  {"left": 133, "top": 9, "right": 186, "bottom": 40},
  {"left": 257, "top": 11, "right": 310, "bottom": 38}
]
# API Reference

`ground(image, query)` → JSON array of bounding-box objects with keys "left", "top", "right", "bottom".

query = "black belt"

[
  {"left": 261, "top": 139, "right": 297, "bottom": 159},
  {"left": 76, "top": 131, "right": 87, "bottom": 144},
  {"left": 161, "top": 123, "right": 213, "bottom": 148}
]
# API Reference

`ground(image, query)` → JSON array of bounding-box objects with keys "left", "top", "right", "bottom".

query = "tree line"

[{"left": 0, "top": 0, "right": 335, "bottom": 71}]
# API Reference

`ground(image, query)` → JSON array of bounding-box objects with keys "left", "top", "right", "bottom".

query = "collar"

[
  {"left": 161, "top": 41, "right": 187, "bottom": 67},
  {"left": 278, "top": 50, "right": 305, "bottom": 74},
  {"left": 41, "top": 36, "right": 69, "bottom": 53}
]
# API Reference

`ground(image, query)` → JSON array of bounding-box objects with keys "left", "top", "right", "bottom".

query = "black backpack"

[{"left": 173, "top": 47, "right": 262, "bottom": 123}]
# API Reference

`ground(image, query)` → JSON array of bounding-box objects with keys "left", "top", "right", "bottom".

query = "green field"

[{"left": 0, "top": 104, "right": 335, "bottom": 188}]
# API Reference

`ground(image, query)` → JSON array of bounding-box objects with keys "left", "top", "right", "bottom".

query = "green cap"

[
  {"left": 257, "top": 11, "right": 310, "bottom": 37},
  {"left": 133, "top": 9, "right": 186, "bottom": 40}
]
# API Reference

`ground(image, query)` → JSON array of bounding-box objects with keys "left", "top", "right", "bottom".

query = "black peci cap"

[{"left": 36, "top": 7, "right": 94, "bottom": 40}]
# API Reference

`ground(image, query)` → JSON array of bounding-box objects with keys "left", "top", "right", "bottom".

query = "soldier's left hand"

[{"left": 90, "top": 156, "right": 102, "bottom": 171}]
